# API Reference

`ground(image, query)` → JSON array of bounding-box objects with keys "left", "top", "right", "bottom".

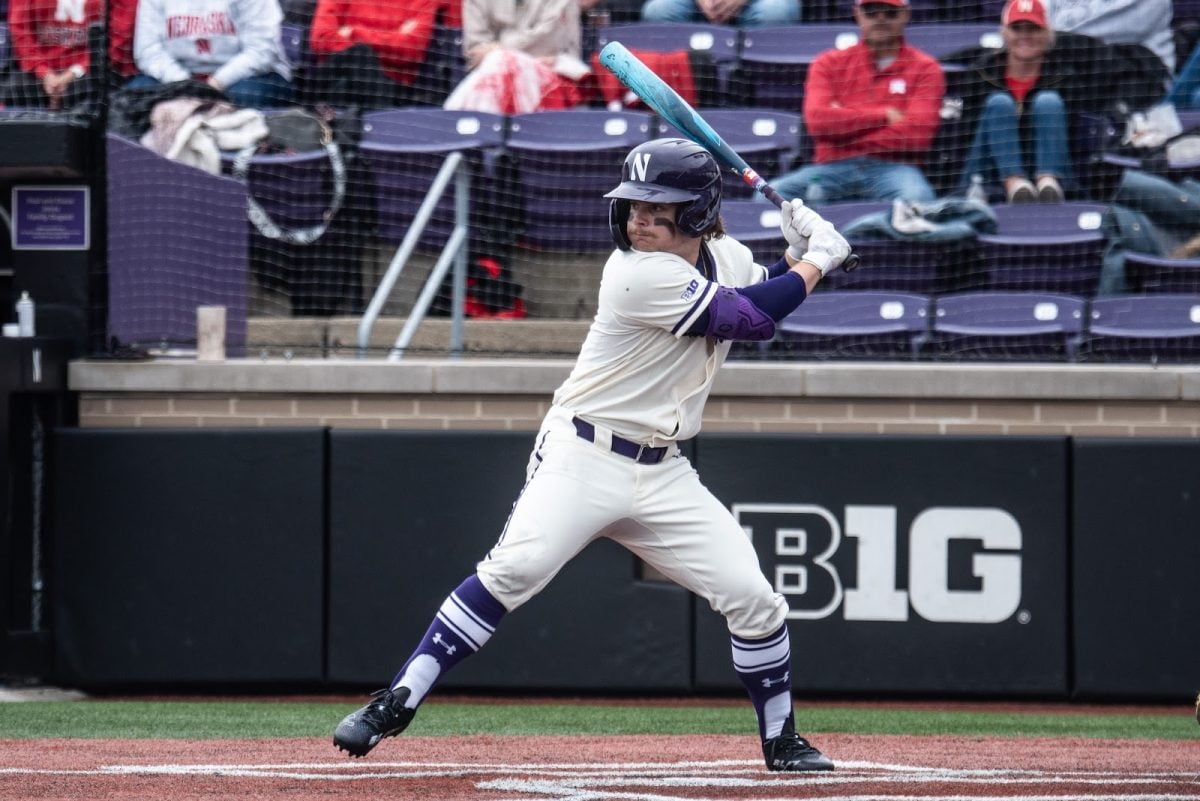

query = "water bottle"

[
  {"left": 15, "top": 292, "right": 34, "bottom": 338},
  {"left": 966, "top": 174, "right": 988, "bottom": 204}
]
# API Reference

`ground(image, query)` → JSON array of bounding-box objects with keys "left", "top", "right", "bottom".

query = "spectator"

[
  {"left": 640, "top": 0, "right": 799, "bottom": 26},
  {"left": 953, "top": 0, "right": 1169, "bottom": 203},
  {"left": 1169, "top": 40, "right": 1200, "bottom": 109},
  {"left": 769, "top": 0, "right": 944, "bottom": 204},
  {"left": 444, "top": 0, "right": 588, "bottom": 114},
  {"left": 108, "top": 0, "right": 139, "bottom": 84},
  {"left": 306, "top": 0, "right": 439, "bottom": 108},
  {"left": 1, "top": 0, "right": 104, "bottom": 111},
  {"left": 1047, "top": 0, "right": 1174, "bottom": 73},
  {"left": 129, "top": 0, "right": 293, "bottom": 108}
]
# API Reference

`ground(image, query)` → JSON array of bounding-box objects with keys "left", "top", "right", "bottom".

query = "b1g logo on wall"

[{"left": 732, "top": 504, "right": 1023, "bottom": 624}]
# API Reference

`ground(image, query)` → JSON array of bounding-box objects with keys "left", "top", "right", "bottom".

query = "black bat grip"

[{"left": 761, "top": 182, "right": 861, "bottom": 273}]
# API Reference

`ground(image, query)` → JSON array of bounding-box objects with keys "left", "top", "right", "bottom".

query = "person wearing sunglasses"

[{"left": 769, "top": 0, "right": 945, "bottom": 205}]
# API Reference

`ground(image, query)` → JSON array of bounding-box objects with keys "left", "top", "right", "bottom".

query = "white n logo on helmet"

[{"left": 630, "top": 153, "right": 652, "bottom": 182}]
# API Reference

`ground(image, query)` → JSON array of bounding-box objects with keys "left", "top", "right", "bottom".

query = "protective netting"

[{"left": 3, "top": 0, "right": 1199, "bottom": 360}]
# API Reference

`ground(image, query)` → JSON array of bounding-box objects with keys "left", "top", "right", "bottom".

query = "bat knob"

[{"left": 842, "top": 253, "right": 861, "bottom": 273}]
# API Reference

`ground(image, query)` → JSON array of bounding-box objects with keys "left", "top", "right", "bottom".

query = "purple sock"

[
  {"left": 390, "top": 574, "right": 506, "bottom": 708},
  {"left": 731, "top": 624, "right": 795, "bottom": 741}
]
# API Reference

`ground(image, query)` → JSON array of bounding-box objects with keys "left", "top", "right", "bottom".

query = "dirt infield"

[{"left": 1, "top": 733, "right": 1197, "bottom": 800}]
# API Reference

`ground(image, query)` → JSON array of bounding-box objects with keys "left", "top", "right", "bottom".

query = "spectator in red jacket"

[
  {"left": 107, "top": 0, "right": 139, "bottom": 83},
  {"left": 1, "top": 0, "right": 104, "bottom": 110},
  {"left": 307, "top": 0, "right": 439, "bottom": 108},
  {"left": 769, "top": 0, "right": 944, "bottom": 204}
]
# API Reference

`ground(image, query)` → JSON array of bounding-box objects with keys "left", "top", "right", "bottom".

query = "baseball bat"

[{"left": 598, "top": 41, "right": 859, "bottom": 272}]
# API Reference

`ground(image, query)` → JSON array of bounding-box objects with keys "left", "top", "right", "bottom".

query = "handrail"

[{"left": 357, "top": 151, "right": 469, "bottom": 358}]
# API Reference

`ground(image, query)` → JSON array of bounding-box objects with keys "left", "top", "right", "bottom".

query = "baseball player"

[{"left": 333, "top": 138, "right": 851, "bottom": 772}]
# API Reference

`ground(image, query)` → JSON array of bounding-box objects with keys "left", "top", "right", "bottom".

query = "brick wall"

[{"left": 71, "top": 359, "right": 1200, "bottom": 438}]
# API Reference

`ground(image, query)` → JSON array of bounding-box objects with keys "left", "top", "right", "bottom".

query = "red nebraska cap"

[{"left": 1002, "top": 0, "right": 1048, "bottom": 28}]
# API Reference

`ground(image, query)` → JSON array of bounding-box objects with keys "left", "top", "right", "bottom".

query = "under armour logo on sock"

[
  {"left": 432, "top": 632, "right": 457, "bottom": 656},
  {"left": 761, "top": 671, "right": 790, "bottom": 688}
]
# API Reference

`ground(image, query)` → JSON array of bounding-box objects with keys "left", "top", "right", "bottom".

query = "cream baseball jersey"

[{"left": 553, "top": 235, "right": 768, "bottom": 445}]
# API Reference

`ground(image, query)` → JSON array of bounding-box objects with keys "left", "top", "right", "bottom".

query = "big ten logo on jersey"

[
  {"left": 732, "top": 504, "right": 1023, "bottom": 625},
  {"left": 681, "top": 278, "right": 700, "bottom": 300}
]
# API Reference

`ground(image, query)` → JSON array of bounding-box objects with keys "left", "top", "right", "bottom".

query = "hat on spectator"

[
  {"left": 856, "top": 0, "right": 909, "bottom": 6},
  {"left": 1002, "top": 0, "right": 1048, "bottom": 28}
]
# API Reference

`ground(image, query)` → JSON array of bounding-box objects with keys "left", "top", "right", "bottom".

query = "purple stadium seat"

[
  {"left": 106, "top": 135, "right": 248, "bottom": 352},
  {"left": 596, "top": 22, "right": 739, "bottom": 62},
  {"left": 904, "top": 24, "right": 1003, "bottom": 62},
  {"left": 830, "top": 0, "right": 990, "bottom": 23},
  {"left": 776, "top": 290, "right": 931, "bottom": 359},
  {"left": 720, "top": 200, "right": 787, "bottom": 264},
  {"left": 359, "top": 108, "right": 507, "bottom": 248},
  {"left": 974, "top": 202, "right": 1109, "bottom": 295},
  {"left": 928, "top": 291, "right": 1086, "bottom": 360},
  {"left": 733, "top": 24, "right": 859, "bottom": 110},
  {"left": 1082, "top": 294, "right": 1200, "bottom": 361},
  {"left": 808, "top": 201, "right": 964, "bottom": 295},
  {"left": 659, "top": 109, "right": 802, "bottom": 199},
  {"left": 506, "top": 109, "right": 654, "bottom": 250},
  {"left": 1125, "top": 251, "right": 1200, "bottom": 294}
]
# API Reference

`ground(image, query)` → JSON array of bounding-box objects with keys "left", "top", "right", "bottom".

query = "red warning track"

[{"left": 1, "top": 734, "right": 1197, "bottom": 801}]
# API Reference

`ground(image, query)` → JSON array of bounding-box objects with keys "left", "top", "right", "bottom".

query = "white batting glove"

[
  {"left": 780, "top": 198, "right": 824, "bottom": 261},
  {"left": 800, "top": 221, "right": 850, "bottom": 276}
]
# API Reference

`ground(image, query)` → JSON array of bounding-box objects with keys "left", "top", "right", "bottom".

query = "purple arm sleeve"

[{"left": 684, "top": 272, "right": 808, "bottom": 340}]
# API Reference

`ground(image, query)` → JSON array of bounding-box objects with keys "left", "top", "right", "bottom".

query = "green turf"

[{"left": 0, "top": 699, "right": 1197, "bottom": 740}]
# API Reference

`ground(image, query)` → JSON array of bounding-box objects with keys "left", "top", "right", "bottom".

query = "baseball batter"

[{"left": 334, "top": 138, "right": 851, "bottom": 772}]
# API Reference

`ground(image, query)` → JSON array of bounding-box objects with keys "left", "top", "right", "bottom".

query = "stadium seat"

[
  {"left": 658, "top": 108, "right": 802, "bottom": 199},
  {"left": 808, "top": 201, "right": 964, "bottom": 295},
  {"left": 106, "top": 135, "right": 248, "bottom": 352},
  {"left": 506, "top": 109, "right": 654, "bottom": 250},
  {"left": 775, "top": 290, "right": 931, "bottom": 359},
  {"left": 280, "top": 22, "right": 303, "bottom": 68},
  {"left": 829, "top": 0, "right": 994, "bottom": 23},
  {"left": 596, "top": 22, "right": 741, "bottom": 105},
  {"left": 595, "top": 22, "right": 739, "bottom": 63},
  {"left": 1125, "top": 251, "right": 1200, "bottom": 294},
  {"left": 0, "top": 22, "right": 9, "bottom": 74},
  {"left": 1081, "top": 294, "right": 1200, "bottom": 362},
  {"left": 720, "top": 200, "right": 788, "bottom": 265},
  {"left": 359, "top": 108, "right": 507, "bottom": 248},
  {"left": 732, "top": 24, "right": 858, "bottom": 110},
  {"left": 927, "top": 291, "right": 1086, "bottom": 360},
  {"left": 973, "top": 202, "right": 1109, "bottom": 295},
  {"left": 904, "top": 24, "right": 1002, "bottom": 63}
]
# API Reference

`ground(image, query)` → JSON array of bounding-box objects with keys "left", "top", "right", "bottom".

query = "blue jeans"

[
  {"left": 959, "top": 90, "right": 1071, "bottom": 190},
  {"left": 1167, "top": 41, "right": 1200, "bottom": 109},
  {"left": 124, "top": 72, "right": 294, "bottom": 109},
  {"left": 640, "top": 0, "right": 799, "bottom": 25},
  {"left": 769, "top": 157, "right": 936, "bottom": 203}
]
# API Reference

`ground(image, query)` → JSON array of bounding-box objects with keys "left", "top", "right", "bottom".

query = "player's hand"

[
  {"left": 801, "top": 221, "right": 850, "bottom": 276},
  {"left": 780, "top": 199, "right": 824, "bottom": 261}
]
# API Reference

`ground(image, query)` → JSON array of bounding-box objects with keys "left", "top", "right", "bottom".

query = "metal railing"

[{"left": 356, "top": 151, "right": 469, "bottom": 360}]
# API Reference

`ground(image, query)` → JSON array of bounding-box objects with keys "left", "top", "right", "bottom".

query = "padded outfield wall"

[{"left": 43, "top": 359, "right": 1200, "bottom": 701}]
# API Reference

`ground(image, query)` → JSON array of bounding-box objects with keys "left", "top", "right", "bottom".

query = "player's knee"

[{"left": 721, "top": 587, "right": 789, "bottom": 640}]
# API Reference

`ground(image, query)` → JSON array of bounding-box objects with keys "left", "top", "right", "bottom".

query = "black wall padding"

[
  {"left": 691, "top": 434, "right": 1070, "bottom": 697},
  {"left": 1072, "top": 439, "right": 1200, "bottom": 700},
  {"left": 52, "top": 428, "right": 325, "bottom": 686},
  {"left": 327, "top": 431, "right": 692, "bottom": 690}
]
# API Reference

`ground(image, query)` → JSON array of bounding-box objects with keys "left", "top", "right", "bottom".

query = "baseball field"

[{"left": 1, "top": 693, "right": 1197, "bottom": 800}]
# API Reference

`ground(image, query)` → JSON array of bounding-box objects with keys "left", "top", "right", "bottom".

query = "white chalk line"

[{"left": 0, "top": 758, "right": 1197, "bottom": 800}]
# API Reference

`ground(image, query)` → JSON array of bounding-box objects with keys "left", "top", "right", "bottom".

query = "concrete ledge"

[{"left": 69, "top": 358, "right": 1200, "bottom": 401}]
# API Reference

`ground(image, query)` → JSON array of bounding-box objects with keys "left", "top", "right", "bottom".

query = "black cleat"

[
  {"left": 333, "top": 687, "right": 416, "bottom": 757},
  {"left": 763, "top": 726, "right": 834, "bottom": 772}
]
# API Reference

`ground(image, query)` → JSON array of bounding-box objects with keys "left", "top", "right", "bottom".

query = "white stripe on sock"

[
  {"left": 394, "top": 653, "right": 439, "bottom": 708},
  {"left": 731, "top": 631, "right": 790, "bottom": 672},
  {"left": 436, "top": 593, "right": 495, "bottom": 651}
]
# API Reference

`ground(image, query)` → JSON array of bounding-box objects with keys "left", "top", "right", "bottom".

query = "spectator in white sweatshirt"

[
  {"left": 1047, "top": 0, "right": 1175, "bottom": 73},
  {"left": 129, "top": 0, "right": 294, "bottom": 107}
]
